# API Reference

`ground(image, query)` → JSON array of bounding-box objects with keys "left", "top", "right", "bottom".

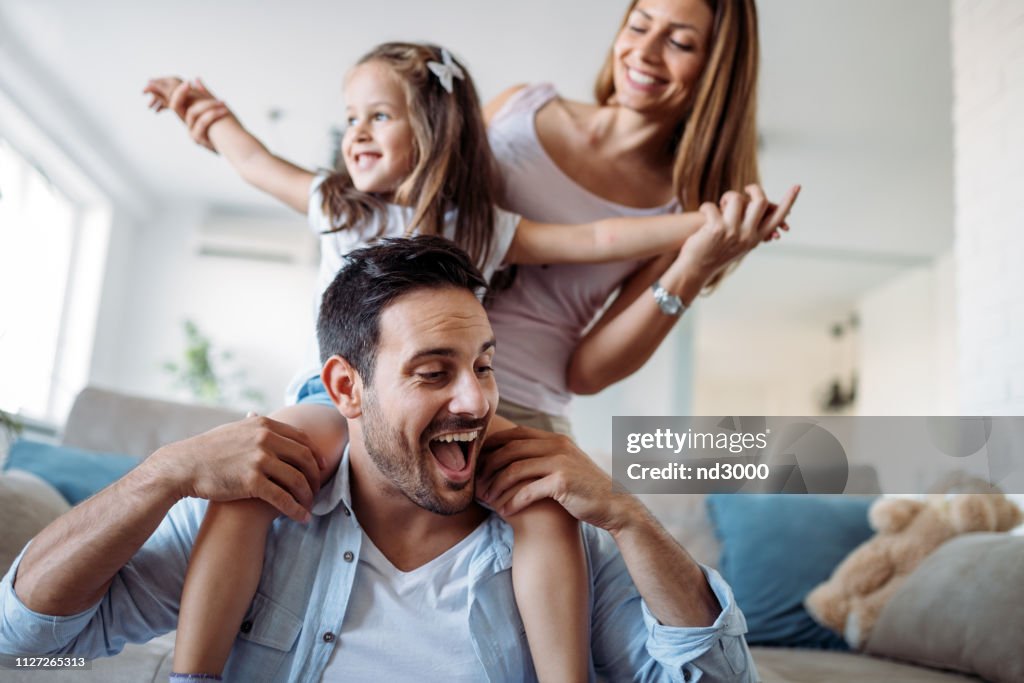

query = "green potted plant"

[
  {"left": 0, "top": 407, "right": 23, "bottom": 463},
  {"left": 163, "top": 319, "right": 265, "bottom": 411},
  {"left": 0, "top": 407, "right": 22, "bottom": 440}
]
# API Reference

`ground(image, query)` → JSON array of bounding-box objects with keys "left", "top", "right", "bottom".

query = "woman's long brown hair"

[
  {"left": 318, "top": 42, "right": 499, "bottom": 270},
  {"left": 594, "top": 0, "right": 761, "bottom": 287},
  {"left": 595, "top": 0, "right": 761, "bottom": 209}
]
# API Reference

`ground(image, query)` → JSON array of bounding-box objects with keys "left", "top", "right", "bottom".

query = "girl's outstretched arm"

[
  {"left": 144, "top": 77, "right": 314, "bottom": 213},
  {"left": 505, "top": 212, "right": 705, "bottom": 266},
  {"left": 504, "top": 182, "right": 796, "bottom": 267}
]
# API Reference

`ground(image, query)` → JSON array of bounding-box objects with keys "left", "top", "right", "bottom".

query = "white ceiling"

[{"left": 0, "top": 0, "right": 955, "bottom": 324}]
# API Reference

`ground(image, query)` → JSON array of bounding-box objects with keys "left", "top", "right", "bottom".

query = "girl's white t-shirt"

[{"left": 285, "top": 173, "right": 519, "bottom": 403}]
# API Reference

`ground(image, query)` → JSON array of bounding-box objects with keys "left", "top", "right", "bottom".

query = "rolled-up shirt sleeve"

[
  {"left": 0, "top": 498, "right": 205, "bottom": 658},
  {"left": 586, "top": 527, "right": 757, "bottom": 683},
  {"left": 639, "top": 566, "right": 755, "bottom": 683},
  {"left": 0, "top": 545, "right": 103, "bottom": 654}
]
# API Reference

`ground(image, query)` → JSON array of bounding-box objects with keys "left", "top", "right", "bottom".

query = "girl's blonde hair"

[
  {"left": 594, "top": 0, "right": 761, "bottom": 288},
  {"left": 319, "top": 42, "right": 499, "bottom": 269}
]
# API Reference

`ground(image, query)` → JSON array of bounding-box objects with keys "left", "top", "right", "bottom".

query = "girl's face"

[
  {"left": 342, "top": 61, "right": 416, "bottom": 196},
  {"left": 611, "top": 0, "right": 714, "bottom": 120}
]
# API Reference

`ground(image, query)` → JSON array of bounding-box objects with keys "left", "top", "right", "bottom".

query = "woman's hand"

[
  {"left": 143, "top": 76, "right": 186, "bottom": 113},
  {"left": 677, "top": 183, "right": 800, "bottom": 286}
]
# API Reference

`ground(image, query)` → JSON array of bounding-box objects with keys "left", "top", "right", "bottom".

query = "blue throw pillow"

[
  {"left": 706, "top": 494, "right": 874, "bottom": 650},
  {"left": 4, "top": 440, "right": 140, "bottom": 505}
]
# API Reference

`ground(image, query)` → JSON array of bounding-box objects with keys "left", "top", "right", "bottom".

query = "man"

[{"left": 0, "top": 236, "right": 755, "bottom": 681}]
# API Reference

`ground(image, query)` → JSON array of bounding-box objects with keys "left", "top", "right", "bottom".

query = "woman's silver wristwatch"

[{"left": 651, "top": 280, "right": 686, "bottom": 317}]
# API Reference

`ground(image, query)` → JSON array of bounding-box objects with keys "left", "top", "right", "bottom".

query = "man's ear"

[{"left": 321, "top": 355, "right": 363, "bottom": 419}]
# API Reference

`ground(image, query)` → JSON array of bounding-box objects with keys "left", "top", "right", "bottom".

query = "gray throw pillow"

[{"left": 865, "top": 532, "right": 1024, "bottom": 683}]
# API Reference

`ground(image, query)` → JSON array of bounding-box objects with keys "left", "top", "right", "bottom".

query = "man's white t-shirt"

[{"left": 320, "top": 523, "right": 491, "bottom": 681}]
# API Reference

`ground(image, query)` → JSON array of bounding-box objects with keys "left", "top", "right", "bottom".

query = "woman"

[{"left": 485, "top": 0, "right": 796, "bottom": 432}]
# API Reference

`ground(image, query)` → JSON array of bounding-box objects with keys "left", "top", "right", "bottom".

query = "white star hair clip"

[{"left": 427, "top": 49, "right": 465, "bottom": 94}]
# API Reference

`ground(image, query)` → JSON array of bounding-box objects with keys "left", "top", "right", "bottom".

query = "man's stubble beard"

[{"left": 362, "top": 388, "right": 474, "bottom": 516}]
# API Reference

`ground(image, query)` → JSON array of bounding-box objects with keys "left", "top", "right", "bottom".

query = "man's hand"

[
  {"left": 478, "top": 426, "right": 643, "bottom": 533},
  {"left": 145, "top": 415, "right": 324, "bottom": 523}
]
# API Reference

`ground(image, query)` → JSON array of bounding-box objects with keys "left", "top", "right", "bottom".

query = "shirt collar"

[{"left": 311, "top": 444, "right": 354, "bottom": 516}]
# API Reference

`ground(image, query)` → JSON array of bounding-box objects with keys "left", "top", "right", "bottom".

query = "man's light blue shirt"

[{"left": 0, "top": 452, "right": 756, "bottom": 682}]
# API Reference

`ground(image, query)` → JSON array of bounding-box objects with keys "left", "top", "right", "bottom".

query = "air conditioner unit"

[{"left": 192, "top": 210, "right": 318, "bottom": 265}]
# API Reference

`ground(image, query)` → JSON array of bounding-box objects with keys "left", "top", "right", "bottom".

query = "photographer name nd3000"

[{"left": 626, "top": 461, "right": 771, "bottom": 481}]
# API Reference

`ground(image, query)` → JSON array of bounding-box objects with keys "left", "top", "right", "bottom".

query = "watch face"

[
  {"left": 653, "top": 283, "right": 683, "bottom": 316},
  {"left": 663, "top": 298, "right": 682, "bottom": 315}
]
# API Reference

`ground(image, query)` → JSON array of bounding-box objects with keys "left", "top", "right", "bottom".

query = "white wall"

[
  {"left": 100, "top": 206, "right": 318, "bottom": 411},
  {"left": 952, "top": 0, "right": 1024, "bottom": 415},
  {"left": 692, "top": 314, "right": 841, "bottom": 417},
  {"left": 856, "top": 251, "right": 957, "bottom": 415},
  {"left": 951, "top": 1, "right": 1023, "bottom": 515},
  {"left": 571, "top": 315, "right": 694, "bottom": 457}
]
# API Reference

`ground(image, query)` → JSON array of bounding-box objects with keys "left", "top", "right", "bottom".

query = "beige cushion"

[
  {"left": 865, "top": 533, "right": 1023, "bottom": 683},
  {"left": 751, "top": 647, "right": 980, "bottom": 682},
  {"left": 0, "top": 470, "right": 70, "bottom": 574},
  {"left": 0, "top": 469, "right": 176, "bottom": 683}
]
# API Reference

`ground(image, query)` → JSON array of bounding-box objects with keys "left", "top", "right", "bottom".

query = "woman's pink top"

[{"left": 487, "top": 83, "right": 679, "bottom": 416}]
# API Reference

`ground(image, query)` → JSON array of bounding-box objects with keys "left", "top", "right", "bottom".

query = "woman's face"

[{"left": 611, "top": 0, "right": 715, "bottom": 120}]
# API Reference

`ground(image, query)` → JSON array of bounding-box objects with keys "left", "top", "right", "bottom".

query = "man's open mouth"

[{"left": 428, "top": 430, "right": 480, "bottom": 481}]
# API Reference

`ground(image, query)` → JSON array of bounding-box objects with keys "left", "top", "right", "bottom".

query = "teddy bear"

[{"left": 804, "top": 492, "right": 1022, "bottom": 649}]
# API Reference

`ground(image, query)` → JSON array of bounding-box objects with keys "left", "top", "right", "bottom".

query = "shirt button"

[
  {"left": 323, "top": 631, "right": 336, "bottom": 643},
  {"left": 343, "top": 551, "right": 355, "bottom": 562},
  {"left": 239, "top": 620, "right": 253, "bottom": 634},
  {"left": 343, "top": 507, "right": 351, "bottom": 516},
  {"left": 682, "top": 668, "right": 692, "bottom": 682}
]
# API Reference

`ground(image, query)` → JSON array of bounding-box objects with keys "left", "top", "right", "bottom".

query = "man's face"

[{"left": 358, "top": 286, "right": 497, "bottom": 515}]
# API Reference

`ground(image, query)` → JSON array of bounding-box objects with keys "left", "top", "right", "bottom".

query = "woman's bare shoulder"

[
  {"left": 536, "top": 93, "right": 604, "bottom": 141},
  {"left": 484, "top": 84, "right": 529, "bottom": 124}
]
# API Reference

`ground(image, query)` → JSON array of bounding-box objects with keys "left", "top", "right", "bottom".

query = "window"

[{"left": 0, "top": 137, "right": 106, "bottom": 425}]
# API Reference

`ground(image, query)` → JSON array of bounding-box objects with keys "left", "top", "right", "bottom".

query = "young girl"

[{"left": 145, "top": 42, "right": 788, "bottom": 682}]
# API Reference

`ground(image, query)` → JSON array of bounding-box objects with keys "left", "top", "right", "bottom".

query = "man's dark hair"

[{"left": 317, "top": 235, "right": 489, "bottom": 382}]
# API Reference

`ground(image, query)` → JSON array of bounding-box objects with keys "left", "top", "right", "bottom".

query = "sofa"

[
  {"left": 0, "top": 386, "right": 1009, "bottom": 682},
  {"left": 0, "top": 387, "right": 241, "bottom": 682}
]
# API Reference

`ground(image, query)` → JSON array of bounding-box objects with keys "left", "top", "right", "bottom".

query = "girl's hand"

[
  {"left": 183, "top": 98, "right": 233, "bottom": 153},
  {"left": 144, "top": 76, "right": 226, "bottom": 151},
  {"left": 143, "top": 76, "right": 186, "bottom": 113},
  {"left": 172, "top": 79, "right": 231, "bottom": 153}
]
